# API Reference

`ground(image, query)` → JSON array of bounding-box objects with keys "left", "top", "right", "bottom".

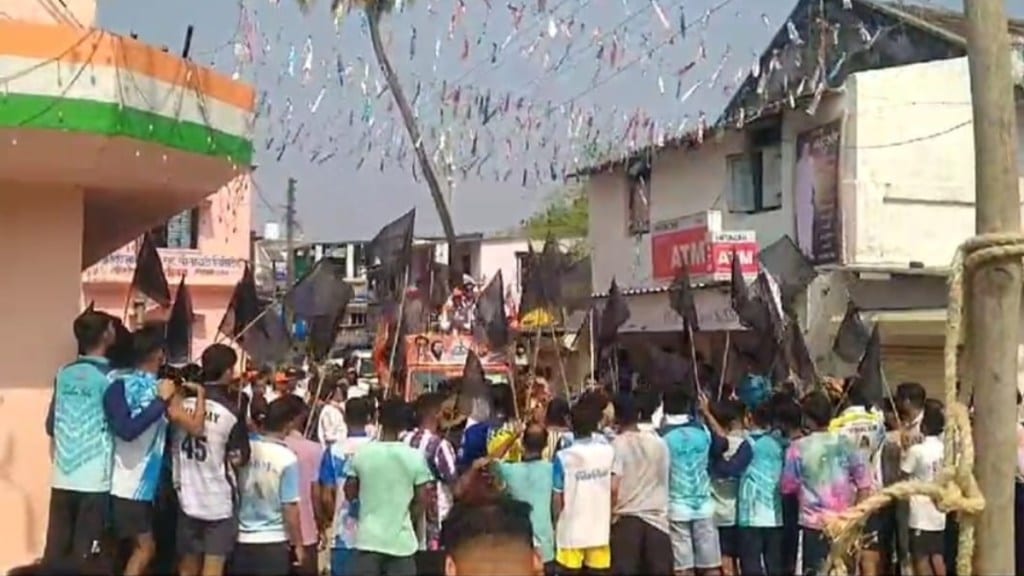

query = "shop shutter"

[{"left": 881, "top": 345, "right": 945, "bottom": 400}]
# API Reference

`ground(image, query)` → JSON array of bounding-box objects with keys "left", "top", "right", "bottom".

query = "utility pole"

[
  {"left": 964, "top": 0, "right": 1021, "bottom": 573},
  {"left": 285, "top": 177, "right": 297, "bottom": 293}
]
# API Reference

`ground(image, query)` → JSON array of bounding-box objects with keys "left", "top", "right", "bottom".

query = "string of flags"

[{"left": 204, "top": 0, "right": 873, "bottom": 189}]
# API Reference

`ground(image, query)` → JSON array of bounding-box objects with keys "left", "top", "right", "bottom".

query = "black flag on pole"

[
  {"left": 474, "top": 270, "right": 510, "bottom": 350},
  {"left": 219, "top": 264, "right": 262, "bottom": 340},
  {"left": 597, "top": 279, "right": 630, "bottom": 350},
  {"left": 367, "top": 209, "right": 415, "bottom": 300},
  {"left": 833, "top": 300, "right": 872, "bottom": 363},
  {"left": 857, "top": 324, "right": 885, "bottom": 407},
  {"left": 166, "top": 276, "right": 194, "bottom": 365},
  {"left": 669, "top": 264, "right": 699, "bottom": 330},
  {"left": 240, "top": 303, "right": 292, "bottom": 367},
  {"left": 131, "top": 233, "right": 171, "bottom": 307}
]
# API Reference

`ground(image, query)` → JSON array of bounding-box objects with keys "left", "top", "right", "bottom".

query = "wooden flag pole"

[
  {"left": 385, "top": 268, "right": 410, "bottom": 398},
  {"left": 588, "top": 308, "right": 596, "bottom": 391},
  {"left": 718, "top": 331, "right": 730, "bottom": 401},
  {"left": 685, "top": 321, "right": 704, "bottom": 398}
]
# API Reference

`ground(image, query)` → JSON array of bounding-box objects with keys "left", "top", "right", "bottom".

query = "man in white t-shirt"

[
  {"left": 552, "top": 398, "right": 615, "bottom": 574},
  {"left": 900, "top": 403, "right": 946, "bottom": 576}
]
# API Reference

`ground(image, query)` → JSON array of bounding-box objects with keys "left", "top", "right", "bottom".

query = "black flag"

[
  {"left": 166, "top": 276, "right": 194, "bottom": 365},
  {"left": 758, "top": 235, "right": 817, "bottom": 305},
  {"left": 833, "top": 301, "right": 871, "bottom": 363},
  {"left": 219, "top": 264, "right": 262, "bottom": 340},
  {"left": 367, "top": 209, "right": 415, "bottom": 299},
  {"left": 240, "top": 303, "right": 292, "bottom": 366},
  {"left": 669, "top": 264, "right": 699, "bottom": 330},
  {"left": 729, "top": 248, "right": 750, "bottom": 313},
  {"left": 475, "top": 271, "right": 510, "bottom": 350},
  {"left": 597, "top": 279, "right": 630, "bottom": 349},
  {"left": 131, "top": 233, "right": 171, "bottom": 307},
  {"left": 458, "top": 350, "right": 491, "bottom": 419},
  {"left": 783, "top": 308, "right": 817, "bottom": 389},
  {"left": 857, "top": 324, "right": 884, "bottom": 406},
  {"left": 560, "top": 256, "right": 593, "bottom": 313},
  {"left": 286, "top": 259, "right": 355, "bottom": 361}
]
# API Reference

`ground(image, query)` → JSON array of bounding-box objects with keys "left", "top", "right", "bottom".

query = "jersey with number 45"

[{"left": 172, "top": 386, "right": 250, "bottom": 522}]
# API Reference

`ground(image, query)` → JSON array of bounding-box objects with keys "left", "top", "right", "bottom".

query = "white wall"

[
  {"left": 845, "top": 57, "right": 978, "bottom": 267},
  {"left": 586, "top": 99, "right": 844, "bottom": 291}
]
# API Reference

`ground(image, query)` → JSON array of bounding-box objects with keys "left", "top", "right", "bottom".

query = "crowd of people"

[{"left": 14, "top": 305, "right": 1024, "bottom": 576}]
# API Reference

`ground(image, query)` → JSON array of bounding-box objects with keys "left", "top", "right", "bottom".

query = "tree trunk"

[{"left": 365, "top": 5, "right": 459, "bottom": 274}]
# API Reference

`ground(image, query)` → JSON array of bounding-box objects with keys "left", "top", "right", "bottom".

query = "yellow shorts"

[{"left": 555, "top": 545, "right": 611, "bottom": 570}]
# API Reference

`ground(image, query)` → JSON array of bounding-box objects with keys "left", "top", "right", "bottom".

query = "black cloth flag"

[
  {"left": 367, "top": 209, "right": 415, "bottom": 300},
  {"left": 219, "top": 264, "right": 262, "bottom": 340},
  {"left": 240, "top": 303, "right": 292, "bottom": 367},
  {"left": 131, "top": 233, "right": 171, "bottom": 307},
  {"left": 458, "top": 350, "right": 491, "bottom": 419},
  {"left": 560, "top": 256, "right": 593, "bottom": 313},
  {"left": 669, "top": 264, "right": 699, "bottom": 330},
  {"left": 286, "top": 258, "right": 355, "bottom": 361},
  {"left": 474, "top": 270, "right": 511, "bottom": 350},
  {"left": 857, "top": 324, "right": 885, "bottom": 406},
  {"left": 833, "top": 301, "right": 872, "bottom": 363},
  {"left": 166, "top": 276, "right": 194, "bottom": 365},
  {"left": 597, "top": 279, "right": 630, "bottom": 349},
  {"left": 758, "top": 235, "right": 817, "bottom": 305}
]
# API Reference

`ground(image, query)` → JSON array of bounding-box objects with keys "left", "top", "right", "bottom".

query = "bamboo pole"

[
  {"left": 385, "top": 268, "right": 410, "bottom": 398},
  {"left": 964, "top": 0, "right": 1022, "bottom": 571}
]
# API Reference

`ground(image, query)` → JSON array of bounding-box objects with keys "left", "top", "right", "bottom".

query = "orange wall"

[
  {"left": 0, "top": 182, "right": 84, "bottom": 568},
  {"left": 1, "top": 0, "right": 96, "bottom": 27}
]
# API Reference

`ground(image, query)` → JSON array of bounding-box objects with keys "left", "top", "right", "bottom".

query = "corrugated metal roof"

[{"left": 590, "top": 279, "right": 728, "bottom": 298}]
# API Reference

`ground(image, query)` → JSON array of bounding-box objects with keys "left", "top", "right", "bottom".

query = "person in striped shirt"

[{"left": 403, "top": 393, "right": 458, "bottom": 573}]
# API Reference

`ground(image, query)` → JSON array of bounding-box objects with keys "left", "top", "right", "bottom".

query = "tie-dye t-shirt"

[
  {"left": 737, "top": 430, "right": 786, "bottom": 528},
  {"left": 780, "top": 431, "right": 871, "bottom": 529}
]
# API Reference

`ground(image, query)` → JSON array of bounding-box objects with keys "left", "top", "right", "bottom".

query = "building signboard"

[{"left": 650, "top": 210, "right": 759, "bottom": 282}]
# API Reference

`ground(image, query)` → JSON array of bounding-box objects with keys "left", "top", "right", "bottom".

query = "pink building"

[
  {"left": 0, "top": 0, "right": 254, "bottom": 567},
  {"left": 82, "top": 175, "right": 253, "bottom": 356}
]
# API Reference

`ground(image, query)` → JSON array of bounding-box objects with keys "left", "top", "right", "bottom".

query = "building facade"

[
  {"left": 82, "top": 174, "right": 253, "bottom": 356},
  {"left": 0, "top": 0, "right": 253, "bottom": 566},
  {"left": 579, "top": 0, "right": 1024, "bottom": 398}
]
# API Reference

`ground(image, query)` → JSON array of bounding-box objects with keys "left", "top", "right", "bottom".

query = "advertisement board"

[{"left": 650, "top": 210, "right": 758, "bottom": 283}]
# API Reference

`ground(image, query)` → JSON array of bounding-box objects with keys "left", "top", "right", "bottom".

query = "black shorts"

[
  {"left": 230, "top": 542, "right": 291, "bottom": 576},
  {"left": 43, "top": 489, "right": 110, "bottom": 565},
  {"left": 177, "top": 512, "right": 236, "bottom": 558},
  {"left": 863, "top": 505, "right": 895, "bottom": 553},
  {"left": 910, "top": 529, "right": 945, "bottom": 557},
  {"left": 291, "top": 543, "right": 319, "bottom": 576},
  {"left": 718, "top": 526, "right": 739, "bottom": 558},
  {"left": 111, "top": 497, "right": 153, "bottom": 539},
  {"left": 609, "top": 516, "right": 673, "bottom": 576}
]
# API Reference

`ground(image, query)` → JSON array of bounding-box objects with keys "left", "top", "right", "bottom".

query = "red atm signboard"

[{"left": 650, "top": 211, "right": 759, "bottom": 283}]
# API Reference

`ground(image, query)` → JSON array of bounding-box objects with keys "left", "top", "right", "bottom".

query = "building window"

[
  {"left": 348, "top": 312, "right": 366, "bottom": 326},
  {"left": 353, "top": 243, "right": 367, "bottom": 278},
  {"left": 626, "top": 160, "right": 651, "bottom": 235},
  {"left": 151, "top": 207, "right": 201, "bottom": 249},
  {"left": 728, "top": 127, "right": 782, "bottom": 214}
]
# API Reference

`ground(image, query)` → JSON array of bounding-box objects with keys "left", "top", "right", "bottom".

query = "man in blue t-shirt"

[
  {"left": 660, "top": 384, "right": 728, "bottom": 575},
  {"left": 43, "top": 309, "right": 118, "bottom": 570}
]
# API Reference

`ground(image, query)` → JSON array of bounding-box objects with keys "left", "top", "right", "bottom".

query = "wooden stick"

[
  {"left": 385, "top": 268, "right": 410, "bottom": 399},
  {"left": 303, "top": 367, "right": 327, "bottom": 438},
  {"left": 548, "top": 323, "right": 570, "bottom": 400},
  {"left": 718, "top": 331, "right": 730, "bottom": 401},
  {"left": 588, "top": 308, "right": 596, "bottom": 385},
  {"left": 685, "top": 321, "right": 704, "bottom": 398}
]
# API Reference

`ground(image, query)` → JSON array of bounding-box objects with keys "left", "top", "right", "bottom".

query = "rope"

[{"left": 822, "top": 232, "right": 1024, "bottom": 575}]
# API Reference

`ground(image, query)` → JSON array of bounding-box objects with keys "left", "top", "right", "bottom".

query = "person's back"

[
  {"left": 346, "top": 398, "right": 433, "bottom": 576},
  {"left": 349, "top": 442, "right": 431, "bottom": 550},
  {"left": 233, "top": 399, "right": 304, "bottom": 575},
  {"left": 494, "top": 425, "right": 555, "bottom": 567},
  {"left": 553, "top": 400, "right": 615, "bottom": 574},
  {"left": 661, "top": 415, "right": 715, "bottom": 521},
  {"left": 43, "top": 309, "right": 117, "bottom": 569},
  {"left": 172, "top": 344, "right": 250, "bottom": 576},
  {"left": 319, "top": 397, "right": 375, "bottom": 576},
  {"left": 612, "top": 427, "right": 670, "bottom": 531},
  {"left": 282, "top": 401, "right": 324, "bottom": 576},
  {"left": 609, "top": 392, "right": 673, "bottom": 576},
  {"left": 49, "top": 356, "right": 115, "bottom": 492}
]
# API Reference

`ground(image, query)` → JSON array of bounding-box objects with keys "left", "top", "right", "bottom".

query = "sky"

[{"left": 97, "top": 0, "right": 1017, "bottom": 241}]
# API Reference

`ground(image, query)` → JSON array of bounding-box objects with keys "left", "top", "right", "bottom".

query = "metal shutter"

[{"left": 881, "top": 345, "right": 945, "bottom": 400}]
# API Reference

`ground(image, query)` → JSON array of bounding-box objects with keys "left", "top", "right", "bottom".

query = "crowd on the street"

[{"left": 11, "top": 305, "right": 1024, "bottom": 576}]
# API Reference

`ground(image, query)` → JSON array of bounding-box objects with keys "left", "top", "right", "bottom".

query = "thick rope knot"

[{"left": 821, "top": 232, "right": 1024, "bottom": 576}]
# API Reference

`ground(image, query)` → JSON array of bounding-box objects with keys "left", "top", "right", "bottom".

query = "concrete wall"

[
  {"left": 0, "top": 184, "right": 84, "bottom": 567},
  {"left": 587, "top": 98, "right": 845, "bottom": 291}
]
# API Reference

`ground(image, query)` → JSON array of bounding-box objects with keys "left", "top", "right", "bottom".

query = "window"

[
  {"left": 353, "top": 243, "right": 367, "bottom": 278},
  {"left": 347, "top": 312, "right": 366, "bottom": 326},
  {"left": 460, "top": 252, "right": 472, "bottom": 279},
  {"left": 626, "top": 160, "right": 651, "bottom": 235},
  {"left": 727, "top": 127, "right": 782, "bottom": 214},
  {"left": 150, "top": 207, "right": 200, "bottom": 249}
]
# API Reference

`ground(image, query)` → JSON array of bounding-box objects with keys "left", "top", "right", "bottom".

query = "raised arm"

[{"left": 103, "top": 378, "right": 172, "bottom": 442}]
